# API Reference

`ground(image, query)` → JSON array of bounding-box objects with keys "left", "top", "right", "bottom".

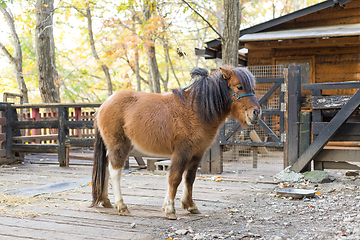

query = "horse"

[{"left": 91, "top": 66, "right": 261, "bottom": 220}]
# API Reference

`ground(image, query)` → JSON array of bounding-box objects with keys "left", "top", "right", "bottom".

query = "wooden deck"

[{"left": 0, "top": 152, "right": 282, "bottom": 239}]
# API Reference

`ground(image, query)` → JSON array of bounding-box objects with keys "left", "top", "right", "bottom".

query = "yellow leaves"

[
  {"left": 214, "top": 176, "right": 222, "bottom": 182},
  {"left": 43, "top": 4, "right": 48, "bottom": 7}
]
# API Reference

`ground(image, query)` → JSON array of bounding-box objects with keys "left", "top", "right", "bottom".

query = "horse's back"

[{"left": 97, "top": 90, "right": 176, "bottom": 156}]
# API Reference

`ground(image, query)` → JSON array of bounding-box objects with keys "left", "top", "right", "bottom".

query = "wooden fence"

[
  {"left": 0, "top": 103, "right": 99, "bottom": 166},
  {"left": 0, "top": 103, "right": 150, "bottom": 168},
  {"left": 291, "top": 81, "right": 360, "bottom": 172}
]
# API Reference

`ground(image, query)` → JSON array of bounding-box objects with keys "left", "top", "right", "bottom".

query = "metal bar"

[
  {"left": 256, "top": 78, "right": 283, "bottom": 83},
  {"left": 262, "top": 110, "right": 282, "bottom": 115},
  {"left": 224, "top": 122, "right": 241, "bottom": 141},
  {"left": 259, "top": 119, "right": 280, "bottom": 142},
  {"left": 220, "top": 141, "right": 283, "bottom": 147},
  {"left": 259, "top": 82, "right": 281, "bottom": 105}
]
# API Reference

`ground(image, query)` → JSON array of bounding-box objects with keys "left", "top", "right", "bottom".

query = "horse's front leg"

[
  {"left": 181, "top": 155, "right": 202, "bottom": 214},
  {"left": 162, "top": 150, "right": 188, "bottom": 220},
  {"left": 108, "top": 161, "right": 130, "bottom": 214}
]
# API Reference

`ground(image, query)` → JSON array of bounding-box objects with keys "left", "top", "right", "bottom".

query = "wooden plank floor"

[{"left": 0, "top": 153, "right": 282, "bottom": 239}]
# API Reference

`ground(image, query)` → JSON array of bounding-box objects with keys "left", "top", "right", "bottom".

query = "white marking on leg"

[
  {"left": 108, "top": 162, "right": 128, "bottom": 213},
  {"left": 162, "top": 190, "right": 176, "bottom": 218}
]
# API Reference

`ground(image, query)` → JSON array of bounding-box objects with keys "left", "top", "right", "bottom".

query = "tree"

[
  {"left": 70, "top": 2, "right": 113, "bottom": 97},
  {"left": 143, "top": 0, "right": 161, "bottom": 93},
  {"left": 222, "top": 0, "right": 240, "bottom": 66},
  {"left": 35, "top": 0, "right": 60, "bottom": 103},
  {"left": 0, "top": 6, "right": 29, "bottom": 103}
]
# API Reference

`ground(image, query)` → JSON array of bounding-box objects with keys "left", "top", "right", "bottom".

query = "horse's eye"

[{"left": 237, "top": 86, "right": 243, "bottom": 91}]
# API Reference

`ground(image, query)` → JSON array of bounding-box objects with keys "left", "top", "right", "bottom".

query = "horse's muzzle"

[{"left": 250, "top": 108, "right": 261, "bottom": 124}]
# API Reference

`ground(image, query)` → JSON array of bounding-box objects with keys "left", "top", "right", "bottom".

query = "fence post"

[
  {"left": 5, "top": 103, "right": 15, "bottom": 163},
  {"left": 210, "top": 133, "right": 222, "bottom": 174},
  {"left": 58, "top": 106, "right": 69, "bottom": 166},
  {"left": 299, "top": 111, "right": 311, "bottom": 171},
  {"left": 285, "top": 66, "right": 302, "bottom": 167}
]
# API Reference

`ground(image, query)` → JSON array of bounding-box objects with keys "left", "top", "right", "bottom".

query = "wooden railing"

[
  {"left": 3, "top": 103, "right": 100, "bottom": 166},
  {"left": 0, "top": 102, "right": 150, "bottom": 168}
]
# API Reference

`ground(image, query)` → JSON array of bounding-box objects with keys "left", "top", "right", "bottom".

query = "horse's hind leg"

[
  {"left": 181, "top": 155, "right": 202, "bottom": 214},
  {"left": 101, "top": 168, "right": 112, "bottom": 208},
  {"left": 107, "top": 139, "right": 132, "bottom": 214}
]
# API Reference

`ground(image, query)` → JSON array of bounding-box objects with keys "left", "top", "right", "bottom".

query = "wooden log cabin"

[{"left": 197, "top": 0, "right": 360, "bottom": 96}]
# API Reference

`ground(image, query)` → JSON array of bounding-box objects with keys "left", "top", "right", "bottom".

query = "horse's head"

[{"left": 220, "top": 66, "right": 261, "bottom": 127}]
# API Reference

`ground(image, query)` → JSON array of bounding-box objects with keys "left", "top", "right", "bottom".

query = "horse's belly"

[{"left": 129, "top": 134, "right": 173, "bottom": 157}]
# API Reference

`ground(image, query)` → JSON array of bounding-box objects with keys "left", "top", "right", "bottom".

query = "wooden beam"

[
  {"left": 0, "top": 117, "right": 6, "bottom": 126},
  {"left": 250, "top": 130, "right": 269, "bottom": 156},
  {"left": 314, "top": 149, "right": 360, "bottom": 162},
  {"left": 210, "top": 134, "right": 222, "bottom": 174},
  {"left": 244, "top": 36, "right": 360, "bottom": 50},
  {"left": 313, "top": 122, "right": 360, "bottom": 136},
  {"left": 322, "top": 161, "right": 360, "bottom": 170},
  {"left": 66, "top": 121, "right": 94, "bottom": 129},
  {"left": 11, "top": 103, "right": 101, "bottom": 109},
  {"left": 12, "top": 134, "right": 58, "bottom": 142},
  {"left": 58, "top": 107, "right": 68, "bottom": 167},
  {"left": 0, "top": 133, "right": 6, "bottom": 142},
  {"left": 291, "top": 89, "right": 360, "bottom": 172},
  {"left": 12, "top": 120, "right": 59, "bottom": 129},
  {"left": 312, "top": 95, "right": 352, "bottom": 109},
  {"left": 12, "top": 144, "right": 58, "bottom": 153},
  {"left": 303, "top": 82, "right": 360, "bottom": 91},
  {"left": 287, "top": 66, "right": 302, "bottom": 167},
  {"left": 0, "top": 149, "right": 5, "bottom": 157}
]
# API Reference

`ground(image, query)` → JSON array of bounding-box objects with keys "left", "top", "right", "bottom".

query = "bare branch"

[
  {"left": 0, "top": 41, "right": 15, "bottom": 64},
  {"left": 182, "top": 0, "right": 223, "bottom": 41}
]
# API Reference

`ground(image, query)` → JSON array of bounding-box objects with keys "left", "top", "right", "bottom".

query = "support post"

[
  {"left": 285, "top": 66, "right": 302, "bottom": 167},
  {"left": 5, "top": 103, "right": 15, "bottom": 163},
  {"left": 210, "top": 134, "right": 222, "bottom": 174},
  {"left": 299, "top": 111, "right": 311, "bottom": 171},
  {"left": 58, "top": 106, "right": 69, "bottom": 166}
]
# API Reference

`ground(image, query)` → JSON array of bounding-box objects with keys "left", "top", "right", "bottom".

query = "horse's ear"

[{"left": 219, "top": 67, "right": 232, "bottom": 80}]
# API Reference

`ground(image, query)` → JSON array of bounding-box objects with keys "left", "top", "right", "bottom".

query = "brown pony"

[{"left": 91, "top": 66, "right": 261, "bottom": 219}]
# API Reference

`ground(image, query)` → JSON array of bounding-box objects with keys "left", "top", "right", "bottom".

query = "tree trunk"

[
  {"left": 0, "top": 8, "right": 29, "bottom": 103},
  {"left": 222, "top": 0, "right": 240, "bottom": 66},
  {"left": 144, "top": 0, "right": 161, "bottom": 93},
  {"left": 135, "top": 49, "right": 141, "bottom": 91},
  {"left": 35, "top": 0, "right": 60, "bottom": 103},
  {"left": 147, "top": 45, "right": 161, "bottom": 93},
  {"left": 86, "top": 6, "right": 113, "bottom": 96}
]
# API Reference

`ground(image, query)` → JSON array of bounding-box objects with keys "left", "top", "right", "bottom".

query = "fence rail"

[{"left": 1, "top": 103, "right": 100, "bottom": 166}]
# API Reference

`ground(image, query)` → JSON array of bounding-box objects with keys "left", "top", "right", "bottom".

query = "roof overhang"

[
  {"left": 239, "top": 23, "right": 360, "bottom": 42},
  {"left": 240, "top": 0, "right": 354, "bottom": 36}
]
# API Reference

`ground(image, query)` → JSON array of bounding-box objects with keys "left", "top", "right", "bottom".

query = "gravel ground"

[{"left": 156, "top": 174, "right": 360, "bottom": 240}]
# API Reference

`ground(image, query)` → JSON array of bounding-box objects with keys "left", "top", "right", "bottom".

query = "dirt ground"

[{"left": 0, "top": 153, "right": 359, "bottom": 240}]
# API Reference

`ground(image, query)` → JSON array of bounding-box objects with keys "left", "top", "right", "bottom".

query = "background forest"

[{"left": 0, "top": 0, "right": 322, "bottom": 103}]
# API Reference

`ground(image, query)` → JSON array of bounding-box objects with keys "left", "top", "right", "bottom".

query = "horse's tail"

[{"left": 91, "top": 119, "right": 107, "bottom": 207}]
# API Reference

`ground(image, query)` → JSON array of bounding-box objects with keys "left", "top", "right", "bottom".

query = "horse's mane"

[
  {"left": 173, "top": 68, "right": 227, "bottom": 124},
  {"left": 173, "top": 67, "right": 256, "bottom": 124}
]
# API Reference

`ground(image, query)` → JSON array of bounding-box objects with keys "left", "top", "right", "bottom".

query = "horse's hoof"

[
  {"left": 119, "top": 207, "right": 130, "bottom": 215},
  {"left": 166, "top": 213, "right": 177, "bottom": 220},
  {"left": 101, "top": 199, "right": 113, "bottom": 208},
  {"left": 181, "top": 202, "right": 201, "bottom": 214},
  {"left": 189, "top": 208, "right": 201, "bottom": 214}
]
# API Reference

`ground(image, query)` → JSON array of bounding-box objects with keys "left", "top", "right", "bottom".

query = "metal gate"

[{"left": 219, "top": 65, "right": 286, "bottom": 166}]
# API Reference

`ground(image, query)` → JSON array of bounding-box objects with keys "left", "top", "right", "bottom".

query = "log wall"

[{"left": 246, "top": 0, "right": 360, "bottom": 96}]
